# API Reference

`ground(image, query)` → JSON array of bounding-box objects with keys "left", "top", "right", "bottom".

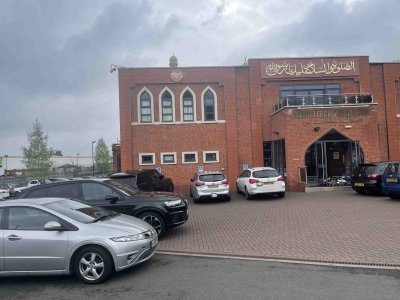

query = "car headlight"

[
  {"left": 111, "top": 229, "right": 156, "bottom": 242},
  {"left": 164, "top": 199, "right": 183, "bottom": 207}
]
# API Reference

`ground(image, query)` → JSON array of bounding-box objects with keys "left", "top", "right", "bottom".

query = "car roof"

[
  {"left": 249, "top": 167, "right": 276, "bottom": 171},
  {"left": 0, "top": 197, "right": 67, "bottom": 207}
]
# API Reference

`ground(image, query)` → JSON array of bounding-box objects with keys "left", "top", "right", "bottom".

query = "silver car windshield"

[
  {"left": 104, "top": 179, "right": 140, "bottom": 196},
  {"left": 44, "top": 199, "right": 116, "bottom": 223}
]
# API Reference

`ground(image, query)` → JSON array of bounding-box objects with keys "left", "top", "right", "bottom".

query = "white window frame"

[
  {"left": 161, "top": 152, "right": 177, "bottom": 165},
  {"left": 180, "top": 87, "right": 196, "bottom": 122},
  {"left": 137, "top": 87, "right": 154, "bottom": 123},
  {"left": 182, "top": 151, "right": 198, "bottom": 164},
  {"left": 159, "top": 87, "right": 176, "bottom": 123},
  {"left": 139, "top": 153, "right": 155, "bottom": 165},
  {"left": 201, "top": 86, "right": 218, "bottom": 122},
  {"left": 203, "top": 151, "right": 219, "bottom": 163}
]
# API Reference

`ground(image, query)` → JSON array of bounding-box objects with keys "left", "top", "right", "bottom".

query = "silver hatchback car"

[
  {"left": 190, "top": 171, "right": 231, "bottom": 203},
  {"left": 0, "top": 198, "right": 158, "bottom": 284}
]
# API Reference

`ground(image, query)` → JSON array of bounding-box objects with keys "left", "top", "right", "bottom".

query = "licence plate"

[
  {"left": 387, "top": 178, "right": 398, "bottom": 183},
  {"left": 354, "top": 183, "right": 364, "bottom": 187},
  {"left": 208, "top": 185, "right": 218, "bottom": 189},
  {"left": 263, "top": 182, "right": 274, "bottom": 185},
  {"left": 150, "top": 237, "right": 158, "bottom": 248}
]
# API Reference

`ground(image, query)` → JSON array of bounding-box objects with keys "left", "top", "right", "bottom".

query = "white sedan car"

[{"left": 236, "top": 167, "right": 285, "bottom": 199}]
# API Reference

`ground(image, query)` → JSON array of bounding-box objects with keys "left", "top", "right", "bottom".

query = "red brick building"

[{"left": 117, "top": 55, "right": 400, "bottom": 191}]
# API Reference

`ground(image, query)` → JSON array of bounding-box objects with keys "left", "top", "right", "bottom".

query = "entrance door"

[{"left": 305, "top": 129, "right": 364, "bottom": 185}]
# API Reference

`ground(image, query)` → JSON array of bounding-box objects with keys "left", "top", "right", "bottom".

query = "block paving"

[{"left": 158, "top": 189, "right": 400, "bottom": 267}]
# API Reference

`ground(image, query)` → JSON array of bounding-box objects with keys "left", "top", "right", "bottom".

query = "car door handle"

[{"left": 7, "top": 234, "right": 22, "bottom": 241}]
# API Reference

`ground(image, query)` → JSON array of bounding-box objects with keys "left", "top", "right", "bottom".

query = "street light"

[
  {"left": 4, "top": 155, "right": 8, "bottom": 177},
  {"left": 76, "top": 153, "right": 79, "bottom": 166},
  {"left": 91, "top": 141, "right": 96, "bottom": 176}
]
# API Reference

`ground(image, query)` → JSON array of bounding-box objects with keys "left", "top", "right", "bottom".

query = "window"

[
  {"left": 0, "top": 208, "right": 3, "bottom": 225},
  {"left": 82, "top": 183, "right": 116, "bottom": 202},
  {"left": 161, "top": 90, "right": 173, "bottom": 122},
  {"left": 279, "top": 84, "right": 340, "bottom": 106},
  {"left": 203, "top": 89, "right": 216, "bottom": 121},
  {"left": 203, "top": 151, "right": 219, "bottom": 163},
  {"left": 182, "top": 90, "right": 194, "bottom": 122},
  {"left": 26, "top": 188, "right": 49, "bottom": 198},
  {"left": 199, "top": 174, "right": 225, "bottom": 182},
  {"left": 8, "top": 207, "right": 59, "bottom": 230},
  {"left": 140, "top": 91, "right": 152, "bottom": 123},
  {"left": 182, "top": 152, "right": 198, "bottom": 164},
  {"left": 139, "top": 153, "right": 155, "bottom": 165},
  {"left": 46, "top": 183, "right": 80, "bottom": 199},
  {"left": 161, "top": 152, "right": 177, "bottom": 164}
]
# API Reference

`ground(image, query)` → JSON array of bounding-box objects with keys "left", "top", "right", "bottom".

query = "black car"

[
  {"left": 110, "top": 169, "right": 174, "bottom": 192},
  {"left": 17, "top": 179, "right": 188, "bottom": 237},
  {"left": 351, "top": 162, "right": 390, "bottom": 194}
]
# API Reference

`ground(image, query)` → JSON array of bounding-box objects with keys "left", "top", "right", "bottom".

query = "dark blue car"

[{"left": 381, "top": 161, "right": 400, "bottom": 199}]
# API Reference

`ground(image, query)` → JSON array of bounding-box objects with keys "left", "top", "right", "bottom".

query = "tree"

[
  {"left": 94, "top": 137, "right": 112, "bottom": 175},
  {"left": 49, "top": 148, "right": 63, "bottom": 156},
  {"left": 22, "top": 119, "right": 52, "bottom": 178}
]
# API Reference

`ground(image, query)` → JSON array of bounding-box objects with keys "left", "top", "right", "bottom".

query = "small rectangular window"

[
  {"left": 203, "top": 151, "right": 219, "bottom": 163},
  {"left": 139, "top": 153, "right": 155, "bottom": 165},
  {"left": 182, "top": 152, "right": 198, "bottom": 164},
  {"left": 161, "top": 152, "right": 176, "bottom": 164}
]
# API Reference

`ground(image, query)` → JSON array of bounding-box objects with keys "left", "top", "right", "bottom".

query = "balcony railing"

[{"left": 272, "top": 93, "right": 374, "bottom": 113}]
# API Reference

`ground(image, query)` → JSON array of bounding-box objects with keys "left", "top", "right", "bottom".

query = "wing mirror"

[
  {"left": 44, "top": 221, "right": 63, "bottom": 231},
  {"left": 105, "top": 194, "right": 120, "bottom": 203},
  {"left": 190, "top": 178, "right": 194, "bottom": 182}
]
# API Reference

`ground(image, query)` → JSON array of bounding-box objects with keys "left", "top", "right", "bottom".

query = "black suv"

[
  {"left": 17, "top": 179, "right": 188, "bottom": 237},
  {"left": 110, "top": 169, "right": 174, "bottom": 192},
  {"left": 351, "top": 162, "right": 390, "bottom": 194}
]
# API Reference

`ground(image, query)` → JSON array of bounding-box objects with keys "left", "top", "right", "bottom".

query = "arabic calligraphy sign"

[
  {"left": 261, "top": 58, "right": 359, "bottom": 79},
  {"left": 293, "top": 108, "right": 368, "bottom": 118}
]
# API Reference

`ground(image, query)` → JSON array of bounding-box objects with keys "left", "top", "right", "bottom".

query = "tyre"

[
  {"left": 236, "top": 184, "right": 241, "bottom": 194},
  {"left": 138, "top": 211, "right": 166, "bottom": 237},
  {"left": 74, "top": 246, "right": 113, "bottom": 284},
  {"left": 278, "top": 192, "right": 285, "bottom": 198},
  {"left": 245, "top": 188, "right": 252, "bottom": 200},
  {"left": 389, "top": 194, "right": 400, "bottom": 199},
  {"left": 189, "top": 188, "right": 193, "bottom": 197},
  {"left": 226, "top": 195, "right": 231, "bottom": 201}
]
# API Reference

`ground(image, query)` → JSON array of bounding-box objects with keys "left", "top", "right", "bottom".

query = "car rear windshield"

[
  {"left": 253, "top": 170, "right": 279, "bottom": 178},
  {"left": 199, "top": 174, "right": 225, "bottom": 182},
  {"left": 355, "top": 165, "right": 378, "bottom": 174}
]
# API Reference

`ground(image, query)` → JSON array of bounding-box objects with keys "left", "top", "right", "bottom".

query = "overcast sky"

[{"left": 1, "top": 0, "right": 399, "bottom": 156}]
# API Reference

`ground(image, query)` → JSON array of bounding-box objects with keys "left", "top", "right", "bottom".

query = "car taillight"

[
  {"left": 368, "top": 174, "right": 380, "bottom": 179},
  {"left": 277, "top": 176, "right": 285, "bottom": 182},
  {"left": 221, "top": 180, "right": 229, "bottom": 185},
  {"left": 196, "top": 182, "right": 205, "bottom": 186},
  {"left": 249, "top": 179, "right": 259, "bottom": 184}
]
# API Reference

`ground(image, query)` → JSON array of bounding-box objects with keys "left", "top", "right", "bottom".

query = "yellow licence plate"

[
  {"left": 208, "top": 185, "right": 218, "bottom": 188},
  {"left": 263, "top": 182, "right": 274, "bottom": 185},
  {"left": 387, "top": 178, "right": 398, "bottom": 183},
  {"left": 354, "top": 183, "right": 364, "bottom": 187}
]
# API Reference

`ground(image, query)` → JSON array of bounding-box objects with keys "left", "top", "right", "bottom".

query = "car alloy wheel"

[
  {"left": 74, "top": 246, "right": 113, "bottom": 284},
  {"left": 138, "top": 212, "right": 166, "bottom": 237}
]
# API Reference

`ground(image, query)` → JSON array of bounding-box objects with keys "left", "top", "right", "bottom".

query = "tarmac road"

[{"left": 0, "top": 254, "right": 399, "bottom": 300}]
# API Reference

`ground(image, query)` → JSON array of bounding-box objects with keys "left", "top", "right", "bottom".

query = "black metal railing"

[{"left": 272, "top": 93, "right": 374, "bottom": 113}]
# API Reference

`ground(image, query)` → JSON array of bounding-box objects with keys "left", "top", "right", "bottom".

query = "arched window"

[
  {"left": 140, "top": 91, "right": 152, "bottom": 123},
  {"left": 203, "top": 89, "right": 215, "bottom": 121},
  {"left": 182, "top": 90, "right": 194, "bottom": 122},
  {"left": 161, "top": 91, "right": 173, "bottom": 122}
]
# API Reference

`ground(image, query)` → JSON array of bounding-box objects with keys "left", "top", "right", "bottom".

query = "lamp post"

[
  {"left": 91, "top": 141, "right": 96, "bottom": 176},
  {"left": 76, "top": 153, "right": 79, "bottom": 165},
  {"left": 4, "top": 155, "right": 8, "bottom": 177}
]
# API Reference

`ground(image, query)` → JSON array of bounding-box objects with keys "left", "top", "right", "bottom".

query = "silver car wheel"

[
  {"left": 141, "top": 215, "right": 162, "bottom": 234},
  {"left": 79, "top": 252, "right": 105, "bottom": 281}
]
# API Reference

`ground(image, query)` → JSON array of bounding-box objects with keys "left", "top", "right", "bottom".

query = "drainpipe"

[{"left": 382, "top": 64, "right": 390, "bottom": 160}]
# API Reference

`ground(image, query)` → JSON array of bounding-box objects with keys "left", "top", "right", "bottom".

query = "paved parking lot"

[{"left": 158, "top": 189, "right": 400, "bottom": 267}]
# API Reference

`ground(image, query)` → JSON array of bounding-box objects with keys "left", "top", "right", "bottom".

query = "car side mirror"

[
  {"left": 190, "top": 178, "right": 194, "bottom": 182},
  {"left": 105, "top": 194, "right": 120, "bottom": 203},
  {"left": 44, "top": 221, "right": 62, "bottom": 231},
  {"left": 159, "top": 175, "right": 165, "bottom": 180}
]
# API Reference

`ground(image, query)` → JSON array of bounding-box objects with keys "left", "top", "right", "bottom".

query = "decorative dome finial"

[{"left": 169, "top": 53, "right": 178, "bottom": 68}]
